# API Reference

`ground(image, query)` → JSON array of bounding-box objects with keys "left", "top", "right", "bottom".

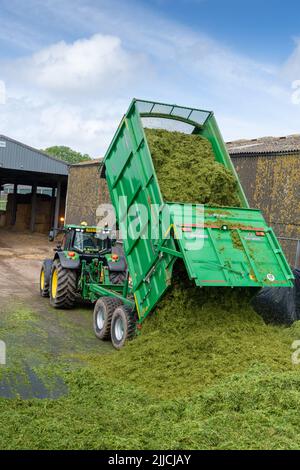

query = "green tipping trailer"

[{"left": 99, "top": 99, "right": 293, "bottom": 330}]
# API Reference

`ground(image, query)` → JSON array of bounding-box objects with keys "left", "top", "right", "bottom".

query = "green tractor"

[{"left": 40, "top": 223, "right": 133, "bottom": 347}]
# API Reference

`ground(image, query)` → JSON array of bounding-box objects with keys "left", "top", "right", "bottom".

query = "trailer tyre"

[
  {"left": 40, "top": 259, "right": 53, "bottom": 297},
  {"left": 93, "top": 297, "right": 123, "bottom": 340},
  {"left": 50, "top": 259, "right": 77, "bottom": 309},
  {"left": 111, "top": 305, "right": 136, "bottom": 349}
]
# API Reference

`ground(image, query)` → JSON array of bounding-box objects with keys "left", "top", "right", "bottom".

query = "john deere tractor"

[{"left": 40, "top": 223, "right": 127, "bottom": 309}]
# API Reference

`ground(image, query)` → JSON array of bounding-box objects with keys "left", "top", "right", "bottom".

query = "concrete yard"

[{"left": 0, "top": 229, "right": 112, "bottom": 399}]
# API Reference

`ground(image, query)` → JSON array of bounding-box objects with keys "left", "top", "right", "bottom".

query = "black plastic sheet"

[{"left": 251, "top": 269, "right": 300, "bottom": 325}]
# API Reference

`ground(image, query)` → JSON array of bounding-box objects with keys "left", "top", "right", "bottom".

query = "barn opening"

[{"left": 0, "top": 135, "right": 68, "bottom": 234}]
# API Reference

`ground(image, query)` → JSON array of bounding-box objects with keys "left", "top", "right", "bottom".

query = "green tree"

[{"left": 43, "top": 146, "right": 91, "bottom": 164}]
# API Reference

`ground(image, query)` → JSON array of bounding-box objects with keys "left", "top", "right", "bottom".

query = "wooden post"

[
  {"left": 30, "top": 185, "right": 37, "bottom": 232},
  {"left": 50, "top": 187, "right": 56, "bottom": 228},
  {"left": 10, "top": 183, "right": 18, "bottom": 225},
  {"left": 54, "top": 181, "right": 61, "bottom": 233}
]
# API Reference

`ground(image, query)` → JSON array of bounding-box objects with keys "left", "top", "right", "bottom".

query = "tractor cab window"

[
  {"left": 62, "top": 231, "right": 73, "bottom": 250},
  {"left": 73, "top": 231, "right": 104, "bottom": 253}
]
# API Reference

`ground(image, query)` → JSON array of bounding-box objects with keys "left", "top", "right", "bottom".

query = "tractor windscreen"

[{"left": 73, "top": 232, "right": 108, "bottom": 253}]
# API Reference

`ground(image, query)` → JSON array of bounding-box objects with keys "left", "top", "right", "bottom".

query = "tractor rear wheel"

[
  {"left": 50, "top": 259, "right": 77, "bottom": 309},
  {"left": 93, "top": 297, "right": 123, "bottom": 340},
  {"left": 40, "top": 259, "right": 53, "bottom": 297},
  {"left": 110, "top": 305, "right": 136, "bottom": 349}
]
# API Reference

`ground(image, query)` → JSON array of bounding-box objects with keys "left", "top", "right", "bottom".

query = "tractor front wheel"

[
  {"left": 93, "top": 297, "right": 123, "bottom": 340},
  {"left": 110, "top": 305, "right": 136, "bottom": 349},
  {"left": 50, "top": 259, "right": 77, "bottom": 309}
]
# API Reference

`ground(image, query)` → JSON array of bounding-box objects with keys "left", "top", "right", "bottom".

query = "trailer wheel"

[
  {"left": 40, "top": 259, "right": 53, "bottom": 297},
  {"left": 50, "top": 259, "right": 77, "bottom": 309},
  {"left": 111, "top": 305, "right": 136, "bottom": 349},
  {"left": 93, "top": 297, "right": 123, "bottom": 340}
]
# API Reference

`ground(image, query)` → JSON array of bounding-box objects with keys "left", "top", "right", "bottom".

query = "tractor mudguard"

[
  {"left": 56, "top": 252, "right": 81, "bottom": 270},
  {"left": 108, "top": 256, "right": 127, "bottom": 272}
]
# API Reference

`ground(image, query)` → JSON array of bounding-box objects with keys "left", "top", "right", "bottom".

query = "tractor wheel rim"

[
  {"left": 40, "top": 270, "right": 45, "bottom": 290},
  {"left": 115, "top": 317, "right": 124, "bottom": 341},
  {"left": 51, "top": 269, "right": 58, "bottom": 298},
  {"left": 96, "top": 308, "right": 105, "bottom": 330}
]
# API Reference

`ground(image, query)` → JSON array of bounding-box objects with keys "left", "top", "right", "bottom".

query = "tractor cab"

[
  {"left": 63, "top": 224, "right": 113, "bottom": 257},
  {"left": 49, "top": 223, "right": 115, "bottom": 259},
  {"left": 41, "top": 222, "right": 128, "bottom": 311}
]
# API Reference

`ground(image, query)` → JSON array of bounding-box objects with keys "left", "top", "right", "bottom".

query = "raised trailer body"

[{"left": 100, "top": 99, "right": 293, "bottom": 325}]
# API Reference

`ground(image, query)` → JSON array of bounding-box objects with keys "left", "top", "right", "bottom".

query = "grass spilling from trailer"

[
  {"left": 93, "top": 271, "right": 294, "bottom": 399},
  {"left": 145, "top": 128, "right": 241, "bottom": 206},
  {"left": 1, "top": 300, "right": 300, "bottom": 450}
]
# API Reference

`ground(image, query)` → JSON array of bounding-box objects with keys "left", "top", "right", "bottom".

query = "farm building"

[
  {"left": 0, "top": 134, "right": 68, "bottom": 233},
  {"left": 228, "top": 134, "right": 300, "bottom": 265}
]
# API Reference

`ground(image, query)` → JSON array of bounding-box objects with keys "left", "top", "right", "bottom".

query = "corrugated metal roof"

[
  {"left": 0, "top": 134, "right": 69, "bottom": 175},
  {"left": 71, "top": 158, "right": 102, "bottom": 167},
  {"left": 227, "top": 134, "right": 300, "bottom": 156}
]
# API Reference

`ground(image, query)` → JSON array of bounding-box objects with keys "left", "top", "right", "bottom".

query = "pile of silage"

[
  {"left": 145, "top": 128, "right": 241, "bottom": 207},
  {"left": 91, "top": 128, "right": 295, "bottom": 401},
  {"left": 93, "top": 270, "right": 294, "bottom": 400},
  {"left": 0, "top": 302, "right": 299, "bottom": 450}
]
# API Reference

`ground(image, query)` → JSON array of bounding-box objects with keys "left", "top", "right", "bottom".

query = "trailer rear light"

[{"left": 255, "top": 231, "right": 265, "bottom": 237}]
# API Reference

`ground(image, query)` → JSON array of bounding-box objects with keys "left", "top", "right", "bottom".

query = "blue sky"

[
  {"left": 147, "top": 0, "right": 299, "bottom": 61},
  {"left": 0, "top": 0, "right": 300, "bottom": 156}
]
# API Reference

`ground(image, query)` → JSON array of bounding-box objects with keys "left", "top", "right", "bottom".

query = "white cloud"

[
  {"left": 39, "top": 103, "right": 121, "bottom": 154},
  {"left": 0, "top": 96, "right": 125, "bottom": 156},
  {"left": 8, "top": 33, "right": 147, "bottom": 96},
  {"left": 183, "top": 41, "right": 274, "bottom": 90},
  {"left": 282, "top": 38, "right": 300, "bottom": 81},
  {"left": 0, "top": 30, "right": 150, "bottom": 156}
]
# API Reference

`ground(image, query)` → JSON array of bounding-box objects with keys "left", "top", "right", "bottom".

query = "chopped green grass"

[
  {"left": 145, "top": 128, "right": 241, "bottom": 206},
  {"left": 1, "top": 289, "right": 300, "bottom": 449},
  {"left": 90, "top": 278, "right": 296, "bottom": 399}
]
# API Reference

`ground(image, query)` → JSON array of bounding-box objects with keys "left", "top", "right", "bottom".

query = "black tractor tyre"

[
  {"left": 50, "top": 259, "right": 77, "bottom": 309},
  {"left": 93, "top": 297, "right": 123, "bottom": 340},
  {"left": 110, "top": 305, "right": 136, "bottom": 350},
  {"left": 40, "top": 259, "right": 53, "bottom": 297}
]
